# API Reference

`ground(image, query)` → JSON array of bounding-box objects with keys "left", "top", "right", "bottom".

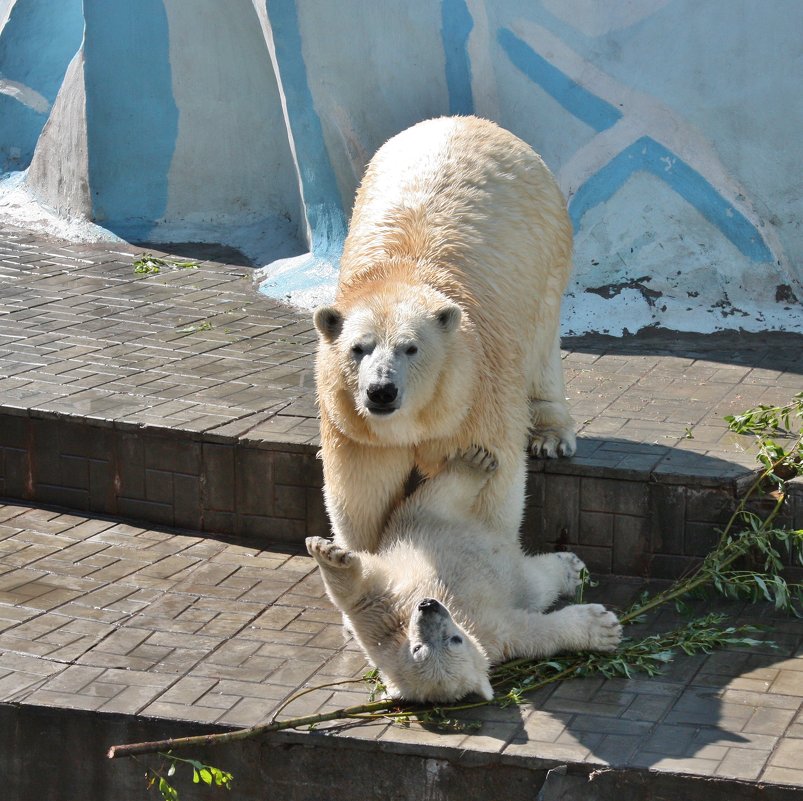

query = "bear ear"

[
  {"left": 313, "top": 306, "right": 344, "bottom": 342},
  {"left": 475, "top": 675, "right": 494, "bottom": 701},
  {"left": 435, "top": 302, "right": 462, "bottom": 333}
]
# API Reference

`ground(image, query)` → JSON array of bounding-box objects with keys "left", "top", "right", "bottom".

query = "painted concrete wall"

[
  {"left": 0, "top": 0, "right": 83, "bottom": 172},
  {"left": 0, "top": 0, "right": 800, "bottom": 334}
]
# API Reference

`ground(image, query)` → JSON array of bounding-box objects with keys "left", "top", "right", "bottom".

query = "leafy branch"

[
  {"left": 133, "top": 253, "right": 200, "bottom": 275},
  {"left": 724, "top": 391, "right": 802, "bottom": 437},
  {"left": 175, "top": 321, "right": 214, "bottom": 334},
  {"left": 140, "top": 752, "right": 233, "bottom": 801}
]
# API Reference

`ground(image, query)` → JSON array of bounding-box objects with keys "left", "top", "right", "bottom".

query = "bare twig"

[{"left": 108, "top": 698, "right": 396, "bottom": 760}]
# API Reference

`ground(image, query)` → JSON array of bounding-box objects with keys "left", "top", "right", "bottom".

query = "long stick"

[{"left": 107, "top": 699, "right": 396, "bottom": 759}]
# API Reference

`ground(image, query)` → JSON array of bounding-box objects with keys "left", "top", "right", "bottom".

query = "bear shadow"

[{"left": 446, "top": 583, "right": 800, "bottom": 776}]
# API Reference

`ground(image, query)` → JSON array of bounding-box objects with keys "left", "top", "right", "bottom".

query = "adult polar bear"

[{"left": 314, "top": 116, "right": 575, "bottom": 553}]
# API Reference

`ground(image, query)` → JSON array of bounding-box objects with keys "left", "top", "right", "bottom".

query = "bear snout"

[
  {"left": 366, "top": 382, "right": 399, "bottom": 410},
  {"left": 417, "top": 598, "right": 444, "bottom": 613}
]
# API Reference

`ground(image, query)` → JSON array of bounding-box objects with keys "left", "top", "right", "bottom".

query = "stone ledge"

[
  {"left": 4, "top": 406, "right": 801, "bottom": 579},
  {"left": 4, "top": 692, "right": 802, "bottom": 801}
]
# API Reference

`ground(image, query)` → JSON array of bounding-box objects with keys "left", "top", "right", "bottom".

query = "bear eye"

[
  {"left": 405, "top": 345, "right": 418, "bottom": 355},
  {"left": 351, "top": 344, "right": 364, "bottom": 356},
  {"left": 450, "top": 636, "right": 463, "bottom": 645},
  {"left": 412, "top": 644, "right": 422, "bottom": 654}
]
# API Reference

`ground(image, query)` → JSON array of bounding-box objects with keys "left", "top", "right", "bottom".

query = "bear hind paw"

[
  {"left": 555, "top": 551, "right": 586, "bottom": 595},
  {"left": 578, "top": 604, "right": 622, "bottom": 652},
  {"left": 529, "top": 427, "right": 576, "bottom": 459}
]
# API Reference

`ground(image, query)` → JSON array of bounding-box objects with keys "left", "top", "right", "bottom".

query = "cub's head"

[
  {"left": 313, "top": 284, "right": 470, "bottom": 441},
  {"left": 378, "top": 597, "right": 493, "bottom": 703}
]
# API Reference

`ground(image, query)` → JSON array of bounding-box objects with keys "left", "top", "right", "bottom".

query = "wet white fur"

[{"left": 314, "top": 116, "right": 576, "bottom": 553}]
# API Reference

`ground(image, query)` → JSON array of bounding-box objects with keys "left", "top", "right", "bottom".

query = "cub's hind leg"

[
  {"left": 499, "top": 604, "right": 622, "bottom": 660},
  {"left": 521, "top": 551, "right": 586, "bottom": 611}
]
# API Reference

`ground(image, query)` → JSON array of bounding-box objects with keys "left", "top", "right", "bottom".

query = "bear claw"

[
  {"left": 455, "top": 445, "right": 498, "bottom": 473},
  {"left": 529, "top": 430, "right": 576, "bottom": 459}
]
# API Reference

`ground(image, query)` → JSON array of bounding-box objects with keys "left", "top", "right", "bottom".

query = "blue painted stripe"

[
  {"left": 498, "top": 27, "right": 621, "bottom": 133},
  {"left": 0, "top": 0, "right": 83, "bottom": 101},
  {"left": 441, "top": 0, "right": 474, "bottom": 116},
  {"left": 83, "top": 0, "right": 178, "bottom": 236},
  {"left": 262, "top": 261, "right": 338, "bottom": 298},
  {"left": 266, "top": 0, "right": 347, "bottom": 259},
  {"left": 570, "top": 137, "right": 774, "bottom": 263}
]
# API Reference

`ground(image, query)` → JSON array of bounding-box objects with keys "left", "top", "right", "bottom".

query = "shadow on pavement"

[{"left": 564, "top": 330, "right": 803, "bottom": 375}]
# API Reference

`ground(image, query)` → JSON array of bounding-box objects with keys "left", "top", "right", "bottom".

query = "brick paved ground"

[
  {"left": 0, "top": 222, "right": 802, "bottom": 797},
  {"left": 0, "top": 501, "right": 801, "bottom": 795}
]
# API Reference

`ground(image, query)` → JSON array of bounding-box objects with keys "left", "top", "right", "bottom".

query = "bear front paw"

[
  {"left": 529, "top": 428, "right": 576, "bottom": 459},
  {"left": 575, "top": 604, "right": 622, "bottom": 652},
  {"left": 305, "top": 536, "right": 354, "bottom": 567},
  {"left": 454, "top": 445, "right": 498, "bottom": 474},
  {"left": 555, "top": 551, "right": 587, "bottom": 595}
]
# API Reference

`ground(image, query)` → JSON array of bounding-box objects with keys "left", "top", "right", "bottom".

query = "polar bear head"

[
  {"left": 373, "top": 597, "right": 493, "bottom": 703},
  {"left": 313, "top": 282, "right": 476, "bottom": 444}
]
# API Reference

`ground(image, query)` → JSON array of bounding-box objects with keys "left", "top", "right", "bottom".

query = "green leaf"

[
  {"left": 159, "top": 776, "right": 179, "bottom": 801},
  {"left": 176, "top": 321, "right": 213, "bottom": 333},
  {"left": 753, "top": 575, "right": 771, "bottom": 602},
  {"left": 649, "top": 650, "right": 674, "bottom": 663}
]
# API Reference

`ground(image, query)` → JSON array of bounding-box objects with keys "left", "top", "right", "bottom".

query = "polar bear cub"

[{"left": 306, "top": 448, "right": 622, "bottom": 703}]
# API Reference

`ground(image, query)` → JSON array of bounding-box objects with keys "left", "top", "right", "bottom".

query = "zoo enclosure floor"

[{"left": 0, "top": 222, "right": 801, "bottom": 798}]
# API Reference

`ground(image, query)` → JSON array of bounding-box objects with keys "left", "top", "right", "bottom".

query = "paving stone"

[
  {"left": 771, "top": 670, "right": 803, "bottom": 697},
  {"left": 762, "top": 765, "right": 803, "bottom": 785},
  {"left": 766, "top": 739, "right": 803, "bottom": 771},
  {"left": 219, "top": 696, "right": 284, "bottom": 727}
]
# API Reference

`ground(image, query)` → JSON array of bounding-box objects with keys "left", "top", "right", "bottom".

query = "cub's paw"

[
  {"left": 574, "top": 604, "right": 622, "bottom": 652},
  {"left": 305, "top": 536, "right": 354, "bottom": 567},
  {"left": 554, "top": 551, "right": 586, "bottom": 595},
  {"left": 529, "top": 427, "right": 577, "bottom": 459},
  {"left": 454, "top": 445, "right": 498, "bottom": 474}
]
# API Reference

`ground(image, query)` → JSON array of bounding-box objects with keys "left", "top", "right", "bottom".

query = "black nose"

[
  {"left": 418, "top": 598, "right": 437, "bottom": 611},
  {"left": 367, "top": 382, "right": 398, "bottom": 405}
]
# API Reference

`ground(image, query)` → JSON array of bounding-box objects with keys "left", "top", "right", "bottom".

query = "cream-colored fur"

[
  {"left": 314, "top": 116, "right": 575, "bottom": 552},
  {"left": 306, "top": 448, "right": 621, "bottom": 703}
]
